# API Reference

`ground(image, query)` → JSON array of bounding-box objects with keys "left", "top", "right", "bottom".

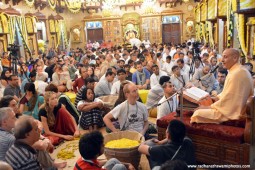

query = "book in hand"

[{"left": 183, "top": 87, "right": 209, "bottom": 101}]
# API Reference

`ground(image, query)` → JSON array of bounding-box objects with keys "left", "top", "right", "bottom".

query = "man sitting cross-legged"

[
  {"left": 191, "top": 48, "right": 254, "bottom": 124},
  {"left": 192, "top": 65, "right": 216, "bottom": 93},
  {"left": 0, "top": 107, "right": 16, "bottom": 161},
  {"left": 157, "top": 80, "right": 178, "bottom": 120},
  {"left": 103, "top": 83, "right": 149, "bottom": 137},
  {"left": 146, "top": 76, "right": 169, "bottom": 118},
  {"left": 5, "top": 115, "right": 41, "bottom": 170}
]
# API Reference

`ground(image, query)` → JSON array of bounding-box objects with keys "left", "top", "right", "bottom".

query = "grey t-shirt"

[
  {"left": 3, "top": 85, "right": 21, "bottom": 98},
  {"left": 111, "top": 100, "right": 148, "bottom": 133}
]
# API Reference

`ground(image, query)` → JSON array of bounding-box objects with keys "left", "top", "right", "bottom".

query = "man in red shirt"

[
  {"left": 74, "top": 131, "right": 134, "bottom": 170},
  {"left": 73, "top": 67, "right": 89, "bottom": 93}
]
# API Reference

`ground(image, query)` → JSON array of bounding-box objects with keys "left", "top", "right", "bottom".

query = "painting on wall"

[{"left": 71, "top": 25, "right": 82, "bottom": 43}]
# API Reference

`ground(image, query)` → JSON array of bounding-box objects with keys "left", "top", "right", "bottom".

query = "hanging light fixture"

[
  {"left": 64, "top": 0, "right": 83, "bottom": 13},
  {"left": 102, "top": 0, "right": 125, "bottom": 10},
  {"left": 141, "top": 0, "right": 156, "bottom": 14}
]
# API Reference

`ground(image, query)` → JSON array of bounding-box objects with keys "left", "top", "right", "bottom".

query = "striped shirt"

[
  {"left": 146, "top": 84, "right": 164, "bottom": 110},
  {"left": 94, "top": 79, "right": 112, "bottom": 97},
  {"left": 0, "top": 128, "right": 15, "bottom": 161},
  {"left": 5, "top": 140, "right": 41, "bottom": 170},
  {"left": 75, "top": 85, "right": 86, "bottom": 108}
]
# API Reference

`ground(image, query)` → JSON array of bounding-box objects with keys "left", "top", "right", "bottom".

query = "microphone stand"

[
  {"left": 156, "top": 88, "right": 185, "bottom": 122},
  {"left": 180, "top": 88, "right": 183, "bottom": 121},
  {"left": 157, "top": 92, "right": 178, "bottom": 106}
]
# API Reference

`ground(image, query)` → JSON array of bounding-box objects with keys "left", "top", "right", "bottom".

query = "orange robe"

[{"left": 191, "top": 63, "right": 254, "bottom": 123}]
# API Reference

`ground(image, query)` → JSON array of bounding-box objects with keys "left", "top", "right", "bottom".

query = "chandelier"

[
  {"left": 102, "top": 0, "right": 125, "bottom": 10},
  {"left": 64, "top": 0, "right": 83, "bottom": 13}
]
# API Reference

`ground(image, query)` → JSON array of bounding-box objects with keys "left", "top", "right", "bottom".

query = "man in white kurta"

[
  {"left": 111, "top": 69, "right": 129, "bottom": 95},
  {"left": 170, "top": 65, "right": 190, "bottom": 91},
  {"left": 162, "top": 56, "right": 175, "bottom": 76},
  {"left": 191, "top": 48, "right": 254, "bottom": 123},
  {"left": 150, "top": 65, "right": 167, "bottom": 88},
  {"left": 157, "top": 81, "right": 178, "bottom": 120}
]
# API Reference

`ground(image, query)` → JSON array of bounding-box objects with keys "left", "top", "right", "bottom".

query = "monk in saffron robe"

[{"left": 190, "top": 48, "right": 254, "bottom": 124}]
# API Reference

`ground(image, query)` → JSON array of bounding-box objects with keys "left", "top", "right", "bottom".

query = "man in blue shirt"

[{"left": 132, "top": 61, "right": 150, "bottom": 89}]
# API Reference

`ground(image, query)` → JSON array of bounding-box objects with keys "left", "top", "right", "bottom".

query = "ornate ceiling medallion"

[{"left": 64, "top": 0, "right": 82, "bottom": 13}]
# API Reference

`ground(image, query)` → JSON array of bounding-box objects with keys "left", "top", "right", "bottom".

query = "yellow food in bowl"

[{"left": 105, "top": 138, "right": 140, "bottom": 148}]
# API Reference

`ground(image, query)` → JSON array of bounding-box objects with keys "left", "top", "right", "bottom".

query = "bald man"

[
  {"left": 103, "top": 83, "right": 149, "bottom": 136},
  {"left": 192, "top": 65, "right": 216, "bottom": 93},
  {"left": 191, "top": 48, "right": 254, "bottom": 124}
]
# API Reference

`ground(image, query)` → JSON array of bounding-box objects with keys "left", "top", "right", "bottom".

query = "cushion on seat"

[{"left": 157, "top": 112, "right": 244, "bottom": 144}]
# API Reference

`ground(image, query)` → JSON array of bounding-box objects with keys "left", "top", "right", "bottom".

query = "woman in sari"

[
  {"left": 19, "top": 82, "right": 44, "bottom": 120},
  {"left": 39, "top": 91, "right": 79, "bottom": 144}
]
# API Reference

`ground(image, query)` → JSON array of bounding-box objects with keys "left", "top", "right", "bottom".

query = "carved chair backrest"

[{"left": 244, "top": 96, "right": 255, "bottom": 144}]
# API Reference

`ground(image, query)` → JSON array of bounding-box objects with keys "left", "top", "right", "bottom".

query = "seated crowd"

[{"left": 0, "top": 41, "right": 254, "bottom": 169}]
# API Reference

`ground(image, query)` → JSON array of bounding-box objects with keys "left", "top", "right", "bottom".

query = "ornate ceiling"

[{"left": 0, "top": 0, "right": 195, "bottom": 14}]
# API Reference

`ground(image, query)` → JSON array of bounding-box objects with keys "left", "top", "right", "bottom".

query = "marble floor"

[{"left": 50, "top": 118, "right": 208, "bottom": 170}]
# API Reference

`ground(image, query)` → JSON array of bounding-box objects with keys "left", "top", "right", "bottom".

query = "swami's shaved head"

[{"left": 222, "top": 48, "right": 240, "bottom": 69}]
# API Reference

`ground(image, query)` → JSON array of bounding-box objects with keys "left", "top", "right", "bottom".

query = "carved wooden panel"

[
  {"left": 103, "top": 20, "right": 122, "bottom": 45},
  {"left": 141, "top": 17, "right": 161, "bottom": 44},
  {"left": 162, "top": 23, "right": 180, "bottom": 44},
  {"left": 158, "top": 127, "right": 250, "bottom": 165},
  {"left": 87, "top": 28, "right": 103, "bottom": 43}
]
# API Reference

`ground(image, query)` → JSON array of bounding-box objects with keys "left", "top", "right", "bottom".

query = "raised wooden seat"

[{"left": 157, "top": 96, "right": 254, "bottom": 166}]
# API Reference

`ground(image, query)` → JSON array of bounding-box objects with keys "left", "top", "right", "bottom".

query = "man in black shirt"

[
  {"left": 138, "top": 119, "right": 196, "bottom": 169},
  {"left": 45, "top": 57, "right": 56, "bottom": 81}
]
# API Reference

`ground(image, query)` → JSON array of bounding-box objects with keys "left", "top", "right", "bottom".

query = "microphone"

[
  {"left": 210, "top": 64, "right": 220, "bottom": 73},
  {"left": 156, "top": 87, "right": 186, "bottom": 107}
]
